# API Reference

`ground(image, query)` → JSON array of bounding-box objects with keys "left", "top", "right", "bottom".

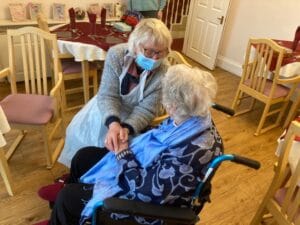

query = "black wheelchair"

[
  {"left": 91, "top": 154, "right": 260, "bottom": 225},
  {"left": 90, "top": 104, "right": 260, "bottom": 225}
]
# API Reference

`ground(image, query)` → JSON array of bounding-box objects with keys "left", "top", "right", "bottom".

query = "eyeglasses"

[{"left": 143, "top": 48, "right": 168, "bottom": 58}]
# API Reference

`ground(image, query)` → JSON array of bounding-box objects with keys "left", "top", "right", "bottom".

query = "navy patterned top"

[{"left": 113, "top": 122, "right": 223, "bottom": 224}]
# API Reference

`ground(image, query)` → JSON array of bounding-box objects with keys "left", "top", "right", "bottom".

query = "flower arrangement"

[{"left": 75, "top": 7, "right": 85, "bottom": 20}]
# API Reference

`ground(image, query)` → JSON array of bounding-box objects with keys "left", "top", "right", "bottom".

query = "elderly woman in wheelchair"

[{"left": 36, "top": 64, "right": 223, "bottom": 225}]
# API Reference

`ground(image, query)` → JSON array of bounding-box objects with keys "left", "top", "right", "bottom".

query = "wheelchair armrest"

[{"left": 100, "top": 197, "right": 198, "bottom": 224}]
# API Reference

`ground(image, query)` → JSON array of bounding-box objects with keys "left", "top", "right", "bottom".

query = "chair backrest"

[
  {"left": 251, "top": 121, "right": 300, "bottom": 224},
  {"left": 7, "top": 26, "right": 60, "bottom": 95},
  {"left": 167, "top": 50, "right": 192, "bottom": 67},
  {"left": 37, "top": 13, "right": 50, "bottom": 32},
  {"left": 272, "top": 121, "right": 300, "bottom": 224},
  {"left": 242, "top": 38, "right": 286, "bottom": 97}
]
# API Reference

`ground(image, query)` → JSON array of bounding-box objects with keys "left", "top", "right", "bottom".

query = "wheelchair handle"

[
  {"left": 231, "top": 154, "right": 261, "bottom": 170},
  {"left": 211, "top": 103, "right": 235, "bottom": 116},
  {"left": 193, "top": 154, "right": 260, "bottom": 201}
]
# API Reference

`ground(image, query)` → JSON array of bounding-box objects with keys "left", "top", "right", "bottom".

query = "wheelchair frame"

[{"left": 92, "top": 154, "right": 260, "bottom": 225}]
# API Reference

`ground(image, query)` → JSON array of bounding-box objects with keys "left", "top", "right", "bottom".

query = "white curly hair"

[{"left": 162, "top": 64, "right": 217, "bottom": 121}]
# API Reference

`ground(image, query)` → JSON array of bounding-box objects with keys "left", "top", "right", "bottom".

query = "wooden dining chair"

[
  {"left": 150, "top": 51, "right": 192, "bottom": 127},
  {"left": 0, "top": 26, "right": 65, "bottom": 169},
  {"left": 37, "top": 13, "right": 99, "bottom": 111},
  {"left": 231, "top": 38, "right": 300, "bottom": 136},
  {"left": 0, "top": 107, "right": 13, "bottom": 196},
  {"left": 250, "top": 120, "right": 300, "bottom": 225}
]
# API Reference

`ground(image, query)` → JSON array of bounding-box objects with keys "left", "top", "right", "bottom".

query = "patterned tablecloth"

[
  {"left": 52, "top": 22, "right": 129, "bottom": 61},
  {"left": 50, "top": 22, "right": 129, "bottom": 103},
  {"left": 0, "top": 106, "right": 10, "bottom": 147},
  {"left": 250, "top": 39, "right": 300, "bottom": 78},
  {"left": 273, "top": 40, "right": 300, "bottom": 78}
]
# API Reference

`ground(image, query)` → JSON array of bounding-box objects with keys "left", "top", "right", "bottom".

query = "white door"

[{"left": 183, "top": 0, "right": 231, "bottom": 70}]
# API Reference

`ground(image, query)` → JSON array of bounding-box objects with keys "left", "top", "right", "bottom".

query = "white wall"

[
  {"left": 217, "top": 0, "right": 300, "bottom": 76},
  {"left": 0, "top": 0, "right": 126, "bottom": 20}
]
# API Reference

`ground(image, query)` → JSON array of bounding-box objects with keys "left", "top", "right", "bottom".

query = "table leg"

[
  {"left": 81, "top": 61, "right": 90, "bottom": 103},
  {"left": 284, "top": 93, "right": 300, "bottom": 128}
]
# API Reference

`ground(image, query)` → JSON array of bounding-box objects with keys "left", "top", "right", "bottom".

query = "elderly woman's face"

[{"left": 140, "top": 42, "right": 168, "bottom": 60}]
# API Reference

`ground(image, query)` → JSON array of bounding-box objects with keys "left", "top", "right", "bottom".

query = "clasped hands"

[{"left": 105, "top": 122, "right": 129, "bottom": 154}]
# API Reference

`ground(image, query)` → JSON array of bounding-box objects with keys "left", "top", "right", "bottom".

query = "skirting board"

[{"left": 216, "top": 55, "right": 243, "bottom": 77}]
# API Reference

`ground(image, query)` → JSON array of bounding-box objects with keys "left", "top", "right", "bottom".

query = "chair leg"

[
  {"left": 283, "top": 96, "right": 300, "bottom": 128},
  {"left": 42, "top": 126, "right": 52, "bottom": 168},
  {"left": 231, "top": 89, "right": 254, "bottom": 116},
  {"left": 250, "top": 205, "right": 268, "bottom": 225},
  {"left": 255, "top": 102, "right": 271, "bottom": 136},
  {"left": 92, "top": 70, "right": 98, "bottom": 96},
  {"left": 0, "top": 148, "right": 14, "bottom": 196},
  {"left": 231, "top": 88, "right": 243, "bottom": 113},
  {"left": 5, "top": 130, "right": 26, "bottom": 160},
  {"left": 61, "top": 78, "right": 68, "bottom": 112},
  {"left": 51, "top": 118, "right": 65, "bottom": 165},
  {"left": 275, "top": 100, "right": 290, "bottom": 127},
  {"left": 45, "top": 119, "right": 65, "bottom": 169}
]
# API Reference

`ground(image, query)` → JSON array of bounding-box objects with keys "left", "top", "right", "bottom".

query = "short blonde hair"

[
  {"left": 128, "top": 18, "right": 172, "bottom": 55},
  {"left": 162, "top": 64, "right": 217, "bottom": 119}
]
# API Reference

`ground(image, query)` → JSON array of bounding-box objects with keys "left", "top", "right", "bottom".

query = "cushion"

[
  {"left": 244, "top": 79, "right": 289, "bottom": 98},
  {"left": 62, "top": 60, "right": 97, "bottom": 74},
  {"left": 0, "top": 94, "right": 54, "bottom": 125},
  {"left": 274, "top": 187, "right": 300, "bottom": 222}
]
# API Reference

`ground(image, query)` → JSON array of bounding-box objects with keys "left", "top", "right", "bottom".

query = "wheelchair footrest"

[{"left": 102, "top": 197, "right": 198, "bottom": 224}]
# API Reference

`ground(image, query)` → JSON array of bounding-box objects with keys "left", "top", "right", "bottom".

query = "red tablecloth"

[
  {"left": 52, "top": 22, "right": 129, "bottom": 51},
  {"left": 273, "top": 39, "right": 300, "bottom": 67}
]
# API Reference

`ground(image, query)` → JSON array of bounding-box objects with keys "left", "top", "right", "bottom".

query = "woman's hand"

[
  {"left": 119, "top": 127, "right": 129, "bottom": 144},
  {"left": 105, "top": 122, "right": 122, "bottom": 151},
  {"left": 105, "top": 123, "right": 129, "bottom": 151}
]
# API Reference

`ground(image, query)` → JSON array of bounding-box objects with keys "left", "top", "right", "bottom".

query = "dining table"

[
  {"left": 270, "top": 40, "right": 300, "bottom": 174},
  {"left": 51, "top": 22, "right": 130, "bottom": 103},
  {"left": 272, "top": 40, "right": 300, "bottom": 128},
  {"left": 272, "top": 39, "right": 300, "bottom": 77}
]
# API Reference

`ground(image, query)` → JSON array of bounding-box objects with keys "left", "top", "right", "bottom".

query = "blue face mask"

[{"left": 135, "top": 53, "right": 163, "bottom": 71}]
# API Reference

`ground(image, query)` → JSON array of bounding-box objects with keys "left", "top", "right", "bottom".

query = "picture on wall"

[
  {"left": 9, "top": 3, "right": 26, "bottom": 22},
  {"left": 53, "top": 3, "right": 66, "bottom": 20},
  {"left": 28, "top": 3, "right": 42, "bottom": 20},
  {"left": 102, "top": 3, "right": 115, "bottom": 18}
]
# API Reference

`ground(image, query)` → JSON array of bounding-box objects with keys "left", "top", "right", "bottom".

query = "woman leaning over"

[{"left": 58, "top": 18, "right": 173, "bottom": 167}]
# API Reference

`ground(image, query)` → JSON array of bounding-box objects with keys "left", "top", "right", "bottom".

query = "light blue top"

[{"left": 128, "top": 0, "right": 167, "bottom": 11}]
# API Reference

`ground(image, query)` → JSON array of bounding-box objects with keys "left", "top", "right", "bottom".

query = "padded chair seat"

[
  {"left": 0, "top": 94, "right": 54, "bottom": 125},
  {"left": 244, "top": 79, "right": 289, "bottom": 98},
  {"left": 275, "top": 187, "right": 300, "bottom": 222},
  {"left": 62, "top": 60, "right": 98, "bottom": 74}
]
